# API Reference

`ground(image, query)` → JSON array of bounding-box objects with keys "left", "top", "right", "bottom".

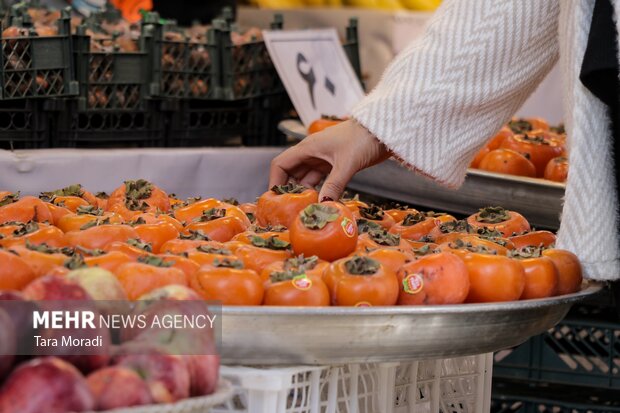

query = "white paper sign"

[{"left": 263, "top": 29, "right": 365, "bottom": 128}]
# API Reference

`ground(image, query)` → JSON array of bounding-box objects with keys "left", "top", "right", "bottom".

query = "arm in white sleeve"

[{"left": 351, "top": 0, "right": 560, "bottom": 188}]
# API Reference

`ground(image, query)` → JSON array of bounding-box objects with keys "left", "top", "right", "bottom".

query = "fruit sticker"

[
  {"left": 292, "top": 274, "right": 313, "bottom": 291},
  {"left": 341, "top": 217, "right": 356, "bottom": 238},
  {"left": 403, "top": 273, "right": 424, "bottom": 295},
  {"left": 355, "top": 301, "right": 372, "bottom": 307}
]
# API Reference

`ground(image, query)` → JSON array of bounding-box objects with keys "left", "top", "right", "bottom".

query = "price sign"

[{"left": 263, "top": 29, "right": 365, "bottom": 128}]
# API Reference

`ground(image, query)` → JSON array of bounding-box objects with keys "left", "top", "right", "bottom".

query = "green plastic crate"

[{"left": 0, "top": 7, "right": 78, "bottom": 99}]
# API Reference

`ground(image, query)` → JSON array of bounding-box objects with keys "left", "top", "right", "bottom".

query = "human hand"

[{"left": 269, "top": 119, "right": 391, "bottom": 201}]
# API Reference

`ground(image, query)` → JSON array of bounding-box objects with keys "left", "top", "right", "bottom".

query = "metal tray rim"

[{"left": 222, "top": 282, "right": 601, "bottom": 316}]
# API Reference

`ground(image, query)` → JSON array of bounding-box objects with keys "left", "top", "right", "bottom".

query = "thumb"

[{"left": 319, "top": 166, "right": 354, "bottom": 202}]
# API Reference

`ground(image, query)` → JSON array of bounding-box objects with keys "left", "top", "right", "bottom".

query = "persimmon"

[
  {"left": 396, "top": 251, "right": 469, "bottom": 305},
  {"left": 147, "top": 255, "right": 199, "bottom": 278},
  {"left": 256, "top": 183, "right": 318, "bottom": 228},
  {"left": 40, "top": 184, "right": 99, "bottom": 207},
  {"left": 183, "top": 215, "right": 248, "bottom": 243},
  {"left": 159, "top": 235, "right": 223, "bottom": 255},
  {"left": 107, "top": 180, "right": 171, "bottom": 220},
  {"left": 508, "top": 118, "right": 549, "bottom": 134},
  {"left": 365, "top": 248, "right": 415, "bottom": 275},
  {"left": 239, "top": 202, "right": 256, "bottom": 223},
  {"left": 427, "top": 220, "right": 472, "bottom": 243},
  {"left": 462, "top": 251, "right": 525, "bottom": 303},
  {"left": 323, "top": 256, "right": 398, "bottom": 306},
  {"left": 511, "top": 247, "right": 558, "bottom": 299},
  {"left": 186, "top": 245, "right": 235, "bottom": 267},
  {"left": 189, "top": 259, "right": 263, "bottom": 305},
  {"left": 0, "top": 249, "right": 36, "bottom": 290},
  {"left": 234, "top": 236, "right": 292, "bottom": 274},
  {"left": 65, "top": 224, "right": 139, "bottom": 250},
  {"left": 467, "top": 207, "right": 530, "bottom": 237},
  {"left": 509, "top": 230, "right": 556, "bottom": 249},
  {"left": 488, "top": 126, "right": 514, "bottom": 150},
  {"left": 0, "top": 222, "right": 66, "bottom": 248},
  {"left": 9, "top": 244, "right": 70, "bottom": 278},
  {"left": 384, "top": 205, "right": 419, "bottom": 223},
  {"left": 46, "top": 203, "right": 73, "bottom": 225},
  {"left": 130, "top": 213, "right": 183, "bottom": 232},
  {"left": 115, "top": 261, "right": 188, "bottom": 300},
  {"left": 56, "top": 209, "right": 124, "bottom": 233},
  {"left": 500, "top": 133, "right": 564, "bottom": 176},
  {"left": 356, "top": 228, "right": 410, "bottom": 252},
  {"left": 542, "top": 249, "right": 583, "bottom": 295},
  {"left": 544, "top": 157, "right": 568, "bottom": 182},
  {"left": 389, "top": 213, "right": 455, "bottom": 242},
  {"left": 232, "top": 226, "right": 290, "bottom": 245},
  {"left": 289, "top": 202, "right": 358, "bottom": 262},
  {"left": 174, "top": 198, "right": 250, "bottom": 228},
  {"left": 353, "top": 205, "right": 395, "bottom": 230},
  {"left": 134, "top": 222, "right": 179, "bottom": 254},
  {"left": 260, "top": 255, "right": 328, "bottom": 283},
  {"left": 439, "top": 236, "right": 510, "bottom": 257},
  {"left": 341, "top": 196, "right": 368, "bottom": 215},
  {"left": 307, "top": 116, "right": 345, "bottom": 134},
  {"left": 478, "top": 149, "right": 537, "bottom": 178},
  {"left": 470, "top": 146, "right": 491, "bottom": 169},
  {"left": 104, "top": 240, "right": 152, "bottom": 261},
  {"left": 263, "top": 270, "right": 330, "bottom": 306},
  {"left": 82, "top": 251, "right": 134, "bottom": 273},
  {"left": 0, "top": 196, "right": 53, "bottom": 224}
]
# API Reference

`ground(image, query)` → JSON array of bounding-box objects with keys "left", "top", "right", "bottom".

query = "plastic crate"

[
  {"left": 493, "top": 288, "right": 620, "bottom": 390},
  {"left": 243, "top": 93, "right": 290, "bottom": 147},
  {"left": 218, "top": 14, "right": 284, "bottom": 100},
  {"left": 72, "top": 25, "right": 150, "bottom": 111},
  {"left": 0, "top": 99, "right": 48, "bottom": 149},
  {"left": 212, "top": 354, "right": 492, "bottom": 413},
  {"left": 491, "top": 378, "right": 620, "bottom": 413},
  {"left": 53, "top": 99, "right": 164, "bottom": 148},
  {"left": 164, "top": 99, "right": 251, "bottom": 147},
  {"left": 143, "top": 14, "right": 219, "bottom": 100},
  {"left": 343, "top": 18, "right": 362, "bottom": 88},
  {"left": 0, "top": 7, "right": 78, "bottom": 99}
]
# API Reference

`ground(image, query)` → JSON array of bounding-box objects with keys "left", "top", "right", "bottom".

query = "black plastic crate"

[
  {"left": 143, "top": 14, "right": 218, "bottom": 100},
  {"left": 492, "top": 379, "right": 620, "bottom": 413},
  {"left": 218, "top": 14, "right": 284, "bottom": 100},
  {"left": 343, "top": 18, "right": 362, "bottom": 87},
  {"left": 494, "top": 286, "right": 620, "bottom": 390},
  {"left": 53, "top": 99, "right": 164, "bottom": 148},
  {"left": 0, "top": 7, "right": 78, "bottom": 99},
  {"left": 0, "top": 99, "right": 48, "bottom": 149},
  {"left": 164, "top": 99, "right": 250, "bottom": 147},
  {"left": 243, "top": 93, "right": 290, "bottom": 146},
  {"left": 72, "top": 25, "right": 150, "bottom": 111}
]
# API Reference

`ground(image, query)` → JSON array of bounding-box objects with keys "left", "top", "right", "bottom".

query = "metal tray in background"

[
  {"left": 278, "top": 119, "right": 565, "bottom": 229},
  {"left": 220, "top": 283, "right": 602, "bottom": 365}
]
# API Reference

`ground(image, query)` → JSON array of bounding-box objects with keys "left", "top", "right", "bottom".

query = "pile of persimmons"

[
  {"left": 309, "top": 116, "right": 569, "bottom": 183},
  {"left": 0, "top": 180, "right": 582, "bottom": 306},
  {"left": 470, "top": 117, "right": 568, "bottom": 182}
]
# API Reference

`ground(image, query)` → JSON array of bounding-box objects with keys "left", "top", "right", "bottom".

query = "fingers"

[
  {"left": 298, "top": 169, "right": 324, "bottom": 189},
  {"left": 319, "top": 165, "right": 354, "bottom": 202}
]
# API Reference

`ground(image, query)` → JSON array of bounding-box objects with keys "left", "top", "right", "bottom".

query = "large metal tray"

[
  {"left": 220, "top": 283, "right": 601, "bottom": 365},
  {"left": 278, "top": 119, "right": 565, "bottom": 229}
]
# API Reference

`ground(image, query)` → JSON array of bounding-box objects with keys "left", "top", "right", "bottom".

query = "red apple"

[
  {"left": 185, "top": 354, "right": 220, "bottom": 396},
  {"left": 0, "top": 357, "right": 94, "bottom": 413},
  {"left": 87, "top": 366, "right": 152, "bottom": 410},
  {"left": 66, "top": 268, "right": 128, "bottom": 316},
  {"left": 123, "top": 285, "right": 217, "bottom": 356},
  {"left": 137, "top": 284, "right": 203, "bottom": 301},
  {"left": 22, "top": 275, "right": 92, "bottom": 301},
  {"left": 22, "top": 276, "right": 110, "bottom": 373},
  {"left": 0, "top": 291, "right": 32, "bottom": 361},
  {"left": 114, "top": 351, "right": 190, "bottom": 403}
]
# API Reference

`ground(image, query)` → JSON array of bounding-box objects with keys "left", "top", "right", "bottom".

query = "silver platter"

[
  {"left": 220, "top": 283, "right": 602, "bottom": 365},
  {"left": 278, "top": 119, "right": 565, "bottom": 229}
]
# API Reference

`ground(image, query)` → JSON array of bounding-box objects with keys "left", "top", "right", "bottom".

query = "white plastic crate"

[{"left": 213, "top": 354, "right": 493, "bottom": 413}]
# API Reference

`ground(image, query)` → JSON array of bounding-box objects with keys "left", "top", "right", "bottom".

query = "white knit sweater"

[{"left": 352, "top": 0, "right": 620, "bottom": 281}]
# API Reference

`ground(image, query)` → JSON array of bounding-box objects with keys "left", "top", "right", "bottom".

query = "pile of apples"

[{"left": 0, "top": 276, "right": 219, "bottom": 413}]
